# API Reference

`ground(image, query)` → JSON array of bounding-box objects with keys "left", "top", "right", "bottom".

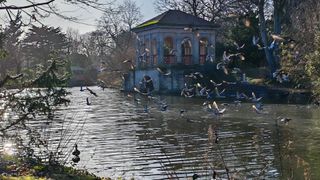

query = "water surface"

[{"left": 14, "top": 87, "right": 320, "bottom": 179}]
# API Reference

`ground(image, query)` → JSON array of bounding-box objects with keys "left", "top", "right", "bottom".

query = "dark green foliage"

[
  {"left": 221, "top": 14, "right": 265, "bottom": 68},
  {"left": 69, "top": 53, "right": 92, "bottom": 68},
  {"left": 22, "top": 25, "right": 69, "bottom": 68},
  {"left": 0, "top": 57, "right": 70, "bottom": 165},
  {"left": 305, "top": 28, "right": 320, "bottom": 99},
  {"left": 0, "top": 31, "right": 8, "bottom": 60},
  {"left": 280, "top": 41, "right": 310, "bottom": 89},
  {"left": 1, "top": 13, "right": 24, "bottom": 75}
]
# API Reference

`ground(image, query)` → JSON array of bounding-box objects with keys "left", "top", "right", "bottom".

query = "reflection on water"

[{"left": 3, "top": 86, "right": 320, "bottom": 179}]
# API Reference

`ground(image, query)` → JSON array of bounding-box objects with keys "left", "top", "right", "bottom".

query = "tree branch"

[
  {"left": 0, "top": 74, "right": 23, "bottom": 87},
  {"left": 0, "top": 0, "right": 55, "bottom": 10}
]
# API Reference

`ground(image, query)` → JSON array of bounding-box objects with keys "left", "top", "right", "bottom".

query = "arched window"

[
  {"left": 151, "top": 39, "right": 157, "bottom": 66},
  {"left": 181, "top": 38, "right": 192, "bottom": 65},
  {"left": 199, "top": 38, "right": 208, "bottom": 65},
  {"left": 144, "top": 39, "right": 150, "bottom": 67},
  {"left": 164, "top": 36, "right": 176, "bottom": 64}
]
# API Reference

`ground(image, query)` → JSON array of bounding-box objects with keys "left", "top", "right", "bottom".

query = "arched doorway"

[
  {"left": 164, "top": 36, "right": 176, "bottom": 64},
  {"left": 181, "top": 38, "right": 192, "bottom": 65},
  {"left": 199, "top": 38, "right": 208, "bottom": 65},
  {"left": 151, "top": 39, "right": 158, "bottom": 66}
]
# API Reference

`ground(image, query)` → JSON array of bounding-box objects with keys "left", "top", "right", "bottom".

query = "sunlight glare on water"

[
  {"left": 1, "top": 141, "right": 17, "bottom": 156},
  {"left": 22, "top": 87, "right": 320, "bottom": 179}
]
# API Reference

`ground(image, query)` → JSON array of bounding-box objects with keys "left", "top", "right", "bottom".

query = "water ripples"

[{"left": 3, "top": 86, "right": 320, "bottom": 179}]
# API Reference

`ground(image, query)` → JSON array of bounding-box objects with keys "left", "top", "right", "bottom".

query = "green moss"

[
  {"left": 136, "top": 20, "right": 159, "bottom": 28},
  {"left": 32, "top": 165, "right": 45, "bottom": 172},
  {"left": 0, "top": 176, "right": 46, "bottom": 180},
  {"left": 0, "top": 157, "right": 102, "bottom": 180}
]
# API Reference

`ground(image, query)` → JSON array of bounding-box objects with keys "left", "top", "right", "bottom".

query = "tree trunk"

[
  {"left": 273, "top": 1, "right": 282, "bottom": 34},
  {"left": 258, "top": 0, "right": 276, "bottom": 75},
  {"left": 273, "top": 0, "right": 284, "bottom": 69}
]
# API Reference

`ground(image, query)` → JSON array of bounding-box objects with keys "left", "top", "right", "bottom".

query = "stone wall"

[{"left": 124, "top": 68, "right": 185, "bottom": 93}]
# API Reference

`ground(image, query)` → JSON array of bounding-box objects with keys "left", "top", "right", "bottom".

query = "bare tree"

[
  {"left": 0, "top": 0, "right": 111, "bottom": 25},
  {"left": 97, "top": 0, "right": 142, "bottom": 70},
  {"left": 155, "top": 0, "right": 252, "bottom": 23},
  {"left": 155, "top": 0, "right": 206, "bottom": 20},
  {"left": 119, "top": 0, "right": 142, "bottom": 29},
  {"left": 66, "top": 28, "right": 82, "bottom": 54}
]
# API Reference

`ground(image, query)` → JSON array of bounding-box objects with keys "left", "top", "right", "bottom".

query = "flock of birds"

[
  {"left": 74, "top": 33, "right": 294, "bottom": 175},
  {"left": 95, "top": 32, "right": 295, "bottom": 129},
  {"left": 132, "top": 78, "right": 291, "bottom": 124},
  {"left": 79, "top": 79, "right": 107, "bottom": 106},
  {"left": 128, "top": 32, "right": 295, "bottom": 126},
  {"left": 122, "top": 32, "right": 292, "bottom": 85}
]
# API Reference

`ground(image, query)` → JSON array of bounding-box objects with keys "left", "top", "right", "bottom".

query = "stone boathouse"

[{"left": 123, "top": 10, "right": 219, "bottom": 93}]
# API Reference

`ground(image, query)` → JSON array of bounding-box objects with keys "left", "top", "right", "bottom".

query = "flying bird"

[
  {"left": 252, "top": 35, "right": 260, "bottom": 46},
  {"left": 252, "top": 104, "right": 263, "bottom": 114},
  {"left": 206, "top": 54, "right": 214, "bottom": 62},
  {"left": 157, "top": 67, "right": 171, "bottom": 75},
  {"left": 216, "top": 62, "right": 229, "bottom": 75},
  {"left": 134, "top": 87, "right": 150, "bottom": 96},
  {"left": 214, "top": 87, "right": 226, "bottom": 98},
  {"left": 86, "top": 97, "right": 91, "bottom": 105},
  {"left": 231, "top": 67, "right": 242, "bottom": 74},
  {"left": 210, "top": 80, "right": 222, "bottom": 87},
  {"left": 169, "top": 49, "right": 176, "bottom": 55},
  {"left": 269, "top": 40, "right": 276, "bottom": 50},
  {"left": 234, "top": 42, "right": 245, "bottom": 50},
  {"left": 251, "top": 92, "right": 262, "bottom": 103},
  {"left": 209, "top": 101, "right": 226, "bottom": 116},
  {"left": 86, "top": 87, "right": 98, "bottom": 97},
  {"left": 97, "top": 79, "right": 107, "bottom": 90},
  {"left": 271, "top": 34, "right": 285, "bottom": 41},
  {"left": 122, "top": 59, "right": 132, "bottom": 63},
  {"left": 194, "top": 72, "right": 204, "bottom": 78},
  {"left": 160, "top": 104, "right": 168, "bottom": 111}
]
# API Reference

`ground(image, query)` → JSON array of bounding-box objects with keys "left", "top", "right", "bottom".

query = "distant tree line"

[
  {"left": 1, "top": 0, "right": 320, "bottom": 98},
  {"left": 156, "top": 0, "right": 320, "bottom": 100}
]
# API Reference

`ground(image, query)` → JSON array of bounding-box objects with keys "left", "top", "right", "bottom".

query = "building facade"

[{"left": 124, "top": 10, "right": 219, "bottom": 93}]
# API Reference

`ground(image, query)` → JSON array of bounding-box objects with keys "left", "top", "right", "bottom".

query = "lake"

[{"left": 12, "top": 86, "right": 320, "bottom": 179}]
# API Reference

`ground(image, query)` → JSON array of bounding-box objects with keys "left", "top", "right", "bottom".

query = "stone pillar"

[
  {"left": 135, "top": 35, "right": 140, "bottom": 68},
  {"left": 193, "top": 34, "right": 200, "bottom": 65},
  {"left": 176, "top": 35, "right": 182, "bottom": 63},
  {"left": 210, "top": 32, "right": 216, "bottom": 62},
  {"left": 158, "top": 33, "right": 164, "bottom": 65},
  {"left": 150, "top": 33, "right": 155, "bottom": 67}
]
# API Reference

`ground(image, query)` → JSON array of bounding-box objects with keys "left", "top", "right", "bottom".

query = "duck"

[
  {"left": 72, "top": 155, "right": 80, "bottom": 163},
  {"left": 192, "top": 173, "right": 199, "bottom": 180},
  {"left": 72, "top": 144, "right": 80, "bottom": 156},
  {"left": 180, "top": 109, "right": 185, "bottom": 116},
  {"left": 278, "top": 117, "right": 292, "bottom": 125}
]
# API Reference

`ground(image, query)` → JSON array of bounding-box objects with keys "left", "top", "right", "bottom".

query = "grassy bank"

[{"left": 0, "top": 156, "right": 102, "bottom": 180}]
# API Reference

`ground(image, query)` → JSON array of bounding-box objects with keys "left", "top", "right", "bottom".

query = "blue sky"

[
  {"left": 0, "top": 0, "right": 158, "bottom": 34},
  {"left": 44, "top": 0, "right": 158, "bottom": 34}
]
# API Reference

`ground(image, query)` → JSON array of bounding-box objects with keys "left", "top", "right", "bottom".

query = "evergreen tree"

[{"left": 22, "top": 26, "right": 69, "bottom": 68}]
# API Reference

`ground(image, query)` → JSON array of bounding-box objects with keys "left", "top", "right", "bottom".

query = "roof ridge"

[{"left": 133, "top": 9, "right": 219, "bottom": 31}]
